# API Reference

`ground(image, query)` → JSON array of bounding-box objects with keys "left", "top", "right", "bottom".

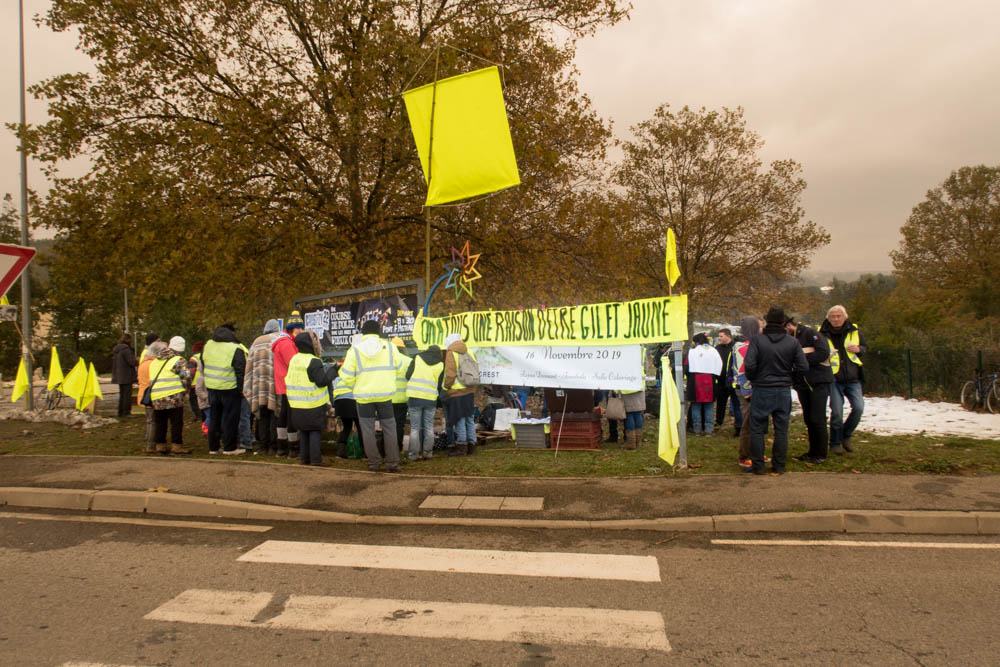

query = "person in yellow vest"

[
  {"left": 138, "top": 332, "right": 160, "bottom": 364},
  {"left": 820, "top": 305, "right": 867, "bottom": 455},
  {"left": 339, "top": 320, "right": 401, "bottom": 472},
  {"left": 405, "top": 345, "right": 443, "bottom": 460},
  {"left": 149, "top": 336, "right": 193, "bottom": 455},
  {"left": 203, "top": 323, "right": 248, "bottom": 454},
  {"left": 285, "top": 332, "right": 338, "bottom": 466},
  {"left": 390, "top": 337, "right": 411, "bottom": 460},
  {"left": 137, "top": 340, "right": 166, "bottom": 454},
  {"left": 442, "top": 333, "right": 478, "bottom": 456}
]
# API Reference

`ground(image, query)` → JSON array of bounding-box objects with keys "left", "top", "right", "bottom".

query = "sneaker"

[
  {"left": 385, "top": 467, "right": 401, "bottom": 474},
  {"left": 830, "top": 445, "right": 846, "bottom": 456},
  {"left": 201, "top": 423, "right": 209, "bottom": 436},
  {"left": 842, "top": 439, "right": 854, "bottom": 452},
  {"left": 739, "top": 459, "right": 752, "bottom": 469},
  {"left": 223, "top": 448, "right": 247, "bottom": 456},
  {"left": 208, "top": 449, "right": 220, "bottom": 455}
]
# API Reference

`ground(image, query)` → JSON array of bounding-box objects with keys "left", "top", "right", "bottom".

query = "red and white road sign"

[{"left": 0, "top": 243, "right": 36, "bottom": 300}]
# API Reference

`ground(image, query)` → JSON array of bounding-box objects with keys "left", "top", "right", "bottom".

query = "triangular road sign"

[{"left": 0, "top": 244, "right": 36, "bottom": 300}]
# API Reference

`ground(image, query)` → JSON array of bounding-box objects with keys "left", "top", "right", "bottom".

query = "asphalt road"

[{"left": 2, "top": 510, "right": 998, "bottom": 666}]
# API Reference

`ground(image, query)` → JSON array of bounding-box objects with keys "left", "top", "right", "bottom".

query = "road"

[{"left": 1, "top": 510, "right": 998, "bottom": 665}]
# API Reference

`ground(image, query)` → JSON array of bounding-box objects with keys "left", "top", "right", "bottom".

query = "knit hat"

[
  {"left": 191, "top": 341, "right": 204, "bottom": 354},
  {"left": 444, "top": 333, "right": 462, "bottom": 348},
  {"left": 285, "top": 310, "right": 304, "bottom": 331},
  {"left": 765, "top": 306, "right": 787, "bottom": 325},
  {"left": 145, "top": 333, "right": 160, "bottom": 346},
  {"left": 360, "top": 320, "right": 381, "bottom": 336},
  {"left": 390, "top": 336, "right": 405, "bottom": 349},
  {"left": 692, "top": 332, "right": 709, "bottom": 346},
  {"left": 263, "top": 318, "right": 280, "bottom": 334},
  {"left": 168, "top": 336, "right": 186, "bottom": 353}
]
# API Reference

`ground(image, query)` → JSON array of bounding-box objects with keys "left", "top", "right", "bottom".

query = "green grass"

[{"left": 2, "top": 406, "right": 998, "bottom": 477}]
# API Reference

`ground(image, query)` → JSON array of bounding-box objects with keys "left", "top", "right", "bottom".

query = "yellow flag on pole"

[
  {"left": 0, "top": 293, "right": 8, "bottom": 305},
  {"left": 62, "top": 358, "right": 87, "bottom": 405},
  {"left": 11, "top": 357, "right": 28, "bottom": 402},
  {"left": 80, "top": 362, "right": 102, "bottom": 411},
  {"left": 665, "top": 228, "right": 681, "bottom": 287},
  {"left": 47, "top": 346, "right": 64, "bottom": 391},
  {"left": 657, "top": 368, "right": 682, "bottom": 465}
]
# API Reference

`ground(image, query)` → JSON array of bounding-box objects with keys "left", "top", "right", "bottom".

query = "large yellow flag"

[
  {"left": 11, "top": 357, "right": 28, "bottom": 402},
  {"left": 403, "top": 66, "right": 520, "bottom": 206},
  {"left": 657, "top": 368, "right": 683, "bottom": 465},
  {"left": 665, "top": 228, "right": 681, "bottom": 287},
  {"left": 80, "top": 362, "right": 102, "bottom": 411},
  {"left": 62, "top": 358, "right": 87, "bottom": 405},
  {"left": 47, "top": 346, "right": 64, "bottom": 391}
]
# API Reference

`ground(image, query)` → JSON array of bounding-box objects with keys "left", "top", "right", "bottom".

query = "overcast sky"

[{"left": 3, "top": 1, "right": 999, "bottom": 274}]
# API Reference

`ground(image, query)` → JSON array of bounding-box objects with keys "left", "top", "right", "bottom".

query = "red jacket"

[{"left": 270, "top": 332, "right": 298, "bottom": 395}]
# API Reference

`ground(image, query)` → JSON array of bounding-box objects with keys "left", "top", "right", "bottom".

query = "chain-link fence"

[{"left": 863, "top": 346, "right": 1000, "bottom": 402}]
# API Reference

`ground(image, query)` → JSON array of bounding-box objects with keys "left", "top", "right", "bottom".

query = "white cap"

[
  {"left": 444, "top": 333, "right": 462, "bottom": 348},
  {"left": 168, "top": 336, "right": 186, "bottom": 353}
]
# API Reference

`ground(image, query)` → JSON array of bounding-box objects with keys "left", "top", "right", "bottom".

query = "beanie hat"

[
  {"left": 145, "top": 333, "right": 160, "bottom": 346},
  {"left": 191, "top": 341, "right": 204, "bottom": 354},
  {"left": 390, "top": 336, "right": 405, "bottom": 349},
  {"left": 360, "top": 320, "right": 381, "bottom": 336},
  {"left": 285, "top": 310, "right": 304, "bottom": 331},
  {"left": 168, "top": 336, "right": 186, "bottom": 353},
  {"left": 765, "top": 306, "right": 787, "bottom": 325},
  {"left": 263, "top": 318, "right": 280, "bottom": 334}
]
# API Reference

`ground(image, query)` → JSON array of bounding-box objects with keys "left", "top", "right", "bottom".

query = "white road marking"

[
  {"left": 61, "top": 663, "right": 155, "bottom": 667},
  {"left": 0, "top": 511, "right": 271, "bottom": 533},
  {"left": 145, "top": 589, "right": 670, "bottom": 652},
  {"left": 713, "top": 539, "right": 1000, "bottom": 550},
  {"left": 238, "top": 540, "right": 661, "bottom": 582}
]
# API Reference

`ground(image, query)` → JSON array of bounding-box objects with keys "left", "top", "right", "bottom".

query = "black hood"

[
  {"left": 211, "top": 326, "right": 238, "bottom": 343},
  {"left": 294, "top": 332, "right": 315, "bottom": 354},
  {"left": 418, "top": 346, "right": 442, "bottom": 364}
]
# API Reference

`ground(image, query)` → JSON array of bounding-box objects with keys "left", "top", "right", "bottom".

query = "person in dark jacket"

[
  {"left": 785, "top": 317, "right": 834, "bottom": 463},
  {"left": 286, "top": 331, "right": 337, "bottom": 466},
  {"left": 744, "top": 306, "right": 808, "bottom": 475},
  {"left": 111, "top": 332, "right": 139, "bottom": 418},
  {"left": 713, "top": 329, "right": 738, "bottom": 428},
  {"left": 819, "top": 305, "right": 867, "bottom": 454}
]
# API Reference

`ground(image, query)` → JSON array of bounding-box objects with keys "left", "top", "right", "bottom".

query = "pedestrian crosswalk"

[{"left": 141, "top": 539, "right": 672, "bottom": 653}]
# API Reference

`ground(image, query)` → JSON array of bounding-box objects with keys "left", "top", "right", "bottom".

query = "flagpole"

[
  {"left": 17, "top": 0, "right": 34, "bottom": 410},
  {"left": 424, "top": 45, "right": 440, "bottom": 293}
]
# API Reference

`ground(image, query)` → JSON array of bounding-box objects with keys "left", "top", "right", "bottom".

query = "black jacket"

[
  {"left": 111, "top": 342, "right": 138, "bottom": 384},
  {"left": 287, "top": 333, "right": 338, "bottom": 432},
  {"left": 210, "top": 326, "right": 247, "bottom": 390},
  {"left": 792, "top": 324, "right": 834, "bottom": 387},
  {"left": 745, "top": 325, "right": 808, "bottom": 388},
  {"left": 819, "top": 319, "right": 867, "bottom": 383}
]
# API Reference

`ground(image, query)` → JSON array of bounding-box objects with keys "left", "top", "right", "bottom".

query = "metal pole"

[
  {"left": 17, "top": 0, "right": 33, "bottom": 410},
  {"left": 906, "top": 349, "right": 913, "bottom": 400},
  {"left": 123, "top": 269, "right": 129, "bottom": 332},
  {"left": 424, "top": 46, "right": 440, "bottom": 292},
  {"left": 672, "top": 341, "right": 687, "bottom": 469}
]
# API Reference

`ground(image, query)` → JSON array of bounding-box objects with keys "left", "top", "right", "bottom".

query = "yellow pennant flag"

[
  {"left": 62, "top": 358, "right": 87, "bottom": 405},
  {"left": 11, "top": 357, "right": 29, "bottom": 402},
  {"left": 0, "top": 293, "right": 8, "bottom": 305},
  {"left": 47, "top": 346, "right": 64, "bottom": 391},
  {"left": 80, "top": 362, "right": 102, "bottom": 411},
  {"left": 403, "top": 66, "right": 520, "bottom": 206},
  {"left": 665, "top": 228, "right": 681, "bottom": 287},
  {"left": 657, "top": 368, "right": 683, "bottom": 466}
]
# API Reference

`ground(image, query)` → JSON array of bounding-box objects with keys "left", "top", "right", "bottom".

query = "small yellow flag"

[
  {"left": 0, "top": 293, "right": 8, "bottom": 305},
  {"left": 62, "top": 358, "right": 87, "bottom": 405},
  {"left": 11, "top": 357, "right": 29, "bottom": 402},
  {"left": 657, "top": 369, "right": 683, "bottom": 465},
  {"left": 665, "top": 228, "right": 681, "bottom": 287},
  {"left": 47, "top": 346, "right": 64, "bottom": 391},
  {"left": 80, "top": 362, "right": 102, "bottom": 411}
]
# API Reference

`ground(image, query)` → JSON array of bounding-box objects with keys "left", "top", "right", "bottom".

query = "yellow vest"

[
  {"left": 285, "top": 353, "right": 329, "bottom": 410},
  {"left": 407, "top": 355, "right": 443, "bottom": 402},
  {"left": 341, "top": 335, "right": 397, "bottom": 404},
  {"left": 202, "top": 340, "right": 238, "bottom": 390},
  {"left": 149, "top": 356, "right": 186, "bottom": 401},
  {"left": 393, "top": 350, "right": 411, "bottom": 403},
  {"left": 829, "top": 328, "right": 863, "bottom": 375},
  {"left": 332, "top": 376, "right": 353, "bottom": 401},
  {"left": 449, "top": 348, "right": 478, "bottom": 392}
]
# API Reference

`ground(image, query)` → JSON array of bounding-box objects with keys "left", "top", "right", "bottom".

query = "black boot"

[
  {"left": 448, "top": 444, "right": 468, "bottom": 457},
  {"left": 275, "top": 438, "right": 288, "bottom": 457},
  {"left": 733, "top": 425, "right": 741, "bottom": 438},
  {"left": 466, "top": 443, "right": 477, "bottom": 456}
]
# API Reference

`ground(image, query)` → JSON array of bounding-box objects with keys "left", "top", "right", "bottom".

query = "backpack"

[
  {"left": 456, "top": 351, "right": 481, "bottom": 387},
  {"left": 479, "top": 404, "right": 497, "bottom": 431},
  {"left": 731, "top": 341, "right": 752, "bottom": 398}
]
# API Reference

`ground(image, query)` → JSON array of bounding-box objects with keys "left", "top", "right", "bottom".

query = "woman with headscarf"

[
  {"left": 285, "top": 331, "right": 337, "bottom": 466},
  {"left": 686, "top": 332, "right": 723, "bottom": 435}
]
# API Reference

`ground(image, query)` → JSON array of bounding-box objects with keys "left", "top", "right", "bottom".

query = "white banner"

[{"left": 473, "top": 345, "right": 643, "bottom": 391}]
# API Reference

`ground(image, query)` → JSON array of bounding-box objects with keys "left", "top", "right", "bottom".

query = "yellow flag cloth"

[
  {"left": 657, "top": 367, "right": 682, "bottom": 465},
  {"left": 80, "top": 362, "right": 102, "bottom": 411},
  {"left": 403, "top": 66, "right": 520, "bottom": 206},
  {"left": 665, "top": 228, "right": 681, "bottom": 287},
  {"left": 11, "top": 357, "right": 28, "bottom": 402},
  {"left": 0, "top": 293, "right": 8, "bottom": 305},
  {"left": 47, "top": 346, "right": 64, "bottom": 391},
  {"left": 62, "top": 358, "right": 87, "bottom": 404}
]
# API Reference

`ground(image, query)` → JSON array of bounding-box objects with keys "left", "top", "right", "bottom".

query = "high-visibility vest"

[
  {"left": 148, "top": 356, "right": 186, "bottom": 401},
  {"left": 342, "top": 336, "right": 397, "bottom": 404},
  {"left": 393, "top": 350, "right": 411, "bottom": 403},
  {"left": 202, "top": 340, "right": 238, "bottom": 390},
  {"left": 407, "top": 355, "right": 443, "bottom": 402},
  {"left": 829, "top": 327, "right": 863, "bottom": 375},
  {"left": 189, "top": 354, "right": 201, "bottom": 386},
  {"left": 332, "top": 376, "right": 353, "bottom": 400},
  {"left": 449, "top": 348, "right": 478, "bottom": 392},
  {"left": 285, "top": 353, "right": 329, "bottom": 410}
]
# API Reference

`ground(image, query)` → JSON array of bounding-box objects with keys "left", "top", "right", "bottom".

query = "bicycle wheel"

[
  {"left": 960, "top": 381, "right": 980, "bottom": 411},
  {"left": 987, "top": 381, "right": 1000, "bottom": 414}
]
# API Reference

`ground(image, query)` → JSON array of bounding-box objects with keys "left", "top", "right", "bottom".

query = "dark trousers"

[
  {"left": 208, "top": 388, "right": 241, "bottom": 451},
  {"left": 153, "top": 406, "right": 184, "bottom": 444},
  {"left": 256, "top": 406, "right": 276, "bottom": 451},
  {"left": 188, "top": 389, "right": 202, "bottom": 420},
  {"left": 715, "top": 384, "right": 741, "bottom": 426},
  {"left": 117, "top": 384, "right": 132, "bottom": 417},
  {"left": 607, "top": 419, "right": 624, "bottom": 441},
  {"left": 796, "top": 383, "right": 830, "bottom": 458},
  {"left": 392, "top": 402, "right": 408, "bottom": 452},
  {"left": 335, "top": 398, "right": 361, "bottom": 456},
  {"left": 749, "top": 386, "right": 792, "bottom": 473},
  {"left": 299, "top": 430, "right": 322, "bottom": 465}
]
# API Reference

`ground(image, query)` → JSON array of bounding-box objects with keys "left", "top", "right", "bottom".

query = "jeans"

[
  {"left": 202, "top": 406, "right": 211, "bottom": 430},
  {"left": 454, "top": 415, "right": 476, "bottom": 445},
  {"left": 408, "top": 404, "right": 436, "bottom": 459},
  {"left": 749, "top": 386, "right": 792, "bottom": 473},
  {"left": 299, "top": 430, "right": 322, "bottom": 465},
  {"left": 691, "top": 402, "right": 713, "bottom": 434},
  {"left": 829, "top": 381, "right": 864, "bottom": 445},
  {"left": 357, "top": 401, "right": 399, "bottom": 471},
  {"left": 239, "top": 397, "right": 253, "bottom": 449},
  {"left": 624, "top": 411, "right": 644, "bottom": 431}
]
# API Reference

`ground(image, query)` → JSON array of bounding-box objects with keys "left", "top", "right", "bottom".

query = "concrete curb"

[{"left": 1, "top": 487, "right": 998, "bottom": 535}]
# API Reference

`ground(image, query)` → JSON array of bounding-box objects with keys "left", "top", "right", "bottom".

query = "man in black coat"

[
  {"left": 111, "top": 332, "right": 138, "bottom": 417},
  {"left": 713, "top": 328, "right": 740, "bottom": 431},
  {"left": 744, "top": 306, "right": 808, "bottom": 475},
  {"left": 785, "top": 317, "right": 834, "bottom": 463}
]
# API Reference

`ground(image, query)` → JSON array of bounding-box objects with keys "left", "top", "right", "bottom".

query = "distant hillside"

[{"left": 795, "top": 269, "right": 892, "bottom": 287}]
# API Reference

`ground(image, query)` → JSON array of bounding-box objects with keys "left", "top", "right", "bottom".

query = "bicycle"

[{"left": 960, "top": 367, "right": 1000, "bottom": 414}]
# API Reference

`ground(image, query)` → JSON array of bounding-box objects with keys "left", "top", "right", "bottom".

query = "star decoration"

[{"left": 445, "top": 240, "right": 482, "bottom": 301}]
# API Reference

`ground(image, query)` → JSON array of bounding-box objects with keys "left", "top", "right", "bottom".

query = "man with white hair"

[{"left": 820, "top": 304, "right": 867, "bottom": 455}]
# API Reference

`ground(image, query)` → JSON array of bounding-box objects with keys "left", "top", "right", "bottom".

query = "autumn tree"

[
  {"left": 612, "top": 105, "right": 829, "bottom": 321},
  {"left": 24, "top": 0, "right": 629, "bottom": 326},
  {"left": 890, "top": 165, "right": 1000, "bottom": 318}
]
